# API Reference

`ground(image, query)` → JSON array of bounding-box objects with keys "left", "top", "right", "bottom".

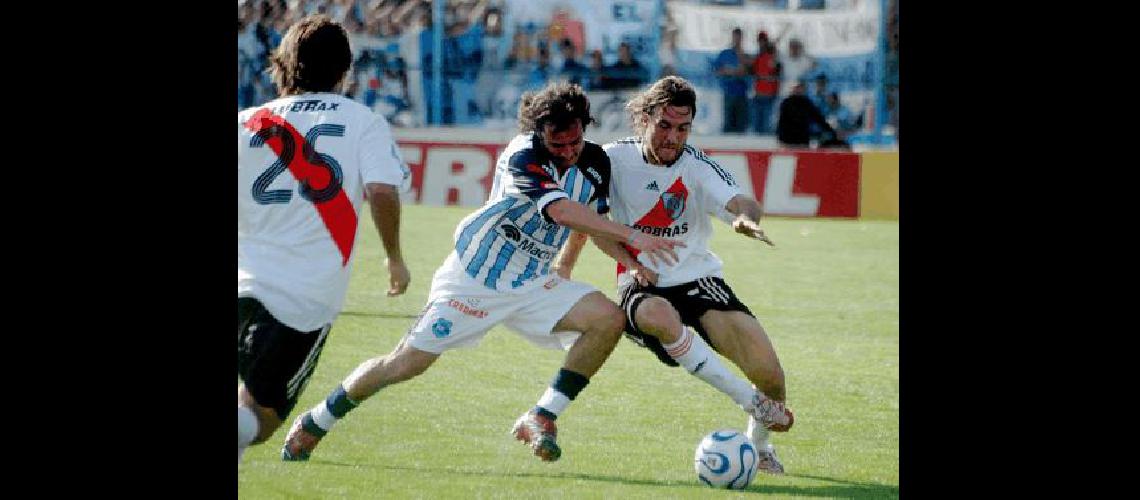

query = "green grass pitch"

[{"left": 239, "top": 204, "right": 899, "bottom": 499}]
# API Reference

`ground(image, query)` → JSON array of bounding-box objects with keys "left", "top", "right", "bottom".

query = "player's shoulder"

[
  {"left": 679, "top": 143, "right": 719, "bottom": 168},
  {"left": 579, "top": 140, "right": 609, "bottom": 165},
  {"left": 504, "top": 133, "right": 541, "bottom": 163},
  {"left": 681, "top": 144, "right": 736, "bottom": 186},
  {"left": 577, "top": 140, "right": 611, "bottom": 185},
  {"left": 603, "top": 136, "right": 641, "bottom": 153}
]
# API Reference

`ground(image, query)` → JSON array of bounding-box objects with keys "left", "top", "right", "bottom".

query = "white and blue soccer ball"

[{"left": 693, "top": 429, "right": 758, "bottom": 489}]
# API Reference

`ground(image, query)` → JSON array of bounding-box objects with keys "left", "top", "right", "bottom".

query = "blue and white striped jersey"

[{"left": 450, "top": 133, "right": 611, "bottom": 291}]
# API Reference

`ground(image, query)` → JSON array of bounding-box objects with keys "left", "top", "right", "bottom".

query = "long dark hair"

[
  {"left": 269, "top": 15, "right": 352, "bottom": 96},
  {"left": 517, "top": 82, "right": 596, "bottom": 133}
]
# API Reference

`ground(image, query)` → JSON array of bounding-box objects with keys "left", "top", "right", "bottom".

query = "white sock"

[
  {"left": 662, "top": 327, "right": 756, "bottom": 408},
  {"left": 310, "top": 402, "right": 338, "bottom": 432},
  {"left": 238, "top": 406, "right": 258, "bottom": 463},
  {"left": 747, "top": 413, "right": 772, "bottom": 449},
  {"left": 536, "top": 387, "right": 571, "bottom": 417}
]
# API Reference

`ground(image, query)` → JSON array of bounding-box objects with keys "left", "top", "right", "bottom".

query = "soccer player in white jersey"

[
  {"left": 237, "top": 15, "right": 412, "bottom": 464},
  {"left": 282, "top": 82, "right": 684, "bottom": 463},
  {"left": 554, "top": 76, "right": 795, "bottom": 474}
]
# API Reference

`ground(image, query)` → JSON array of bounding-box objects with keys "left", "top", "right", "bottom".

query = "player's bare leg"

[
  {"left": 238, "top": 384, "right": 282, "bottom": 462},
  {"left": 239, "top": 385, "right": 283, "bottom": 443},
  {"left": 700, "top": 311, "right": 785, "bottom": 402},
  {"left": 341, "top": 339, "right": 440, "bottom": 399},
  {"left": 633, "top": 297, "right": 766, "bottom": 429},
  {"left": 554, "top": 292, "right": 624, "bottom": 377},
  {"left": 702, "top": 310, "right": 791, "bottom": 473},
  {"left": 282, "top": 340, "right": 438, "bottom": 461},
  {"left": 512, "top": 291, "right": 623, "bottom": 462}
]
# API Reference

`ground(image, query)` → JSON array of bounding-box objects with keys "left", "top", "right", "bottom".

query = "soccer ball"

[{"left": 693, "top": 429, "right": 758, "bottom": 489}]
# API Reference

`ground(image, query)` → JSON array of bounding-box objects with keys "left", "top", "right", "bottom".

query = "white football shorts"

[{"left": 403, "top": 254, "right": 598, "bottom": 354}]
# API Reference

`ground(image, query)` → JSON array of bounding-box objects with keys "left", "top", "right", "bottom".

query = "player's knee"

[
  {"left": 595, "top": 302, "right": 625, "bottom": 338},
  {"left": 636, "top": 297, "right": 681, "bottom": 337}
]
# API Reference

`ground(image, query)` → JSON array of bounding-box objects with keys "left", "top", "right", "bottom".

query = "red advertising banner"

[
  {"left": 702, "top": 149, "right": 860, "bottom": 218},
  {"left": 395, "top": 140, "right": 860, "bottom": 218}
]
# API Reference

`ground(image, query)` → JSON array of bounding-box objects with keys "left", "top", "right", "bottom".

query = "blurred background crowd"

[{"left": 238, "top": 0, "right": 898, "bottom": 145}]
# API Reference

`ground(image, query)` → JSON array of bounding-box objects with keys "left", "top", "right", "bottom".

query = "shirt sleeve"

[
  {"left": 689, "top": 151, "right": 741, "bottom": 223},
  {"left": 577, "top": 142, "right": 611, "bottom": 215},
  {"left": 358, "top": 115, "right": 409, "bottom": 188},
  {"left": 506, "top": 148, "right": 569, "bottom": 222}
]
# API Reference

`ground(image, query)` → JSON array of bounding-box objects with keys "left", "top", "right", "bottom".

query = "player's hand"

[
  {"left": 629, "top": 263, "right": 658, "bottom": 287},
  {"left": 733, "top": 218, "right": 774, "bottom": 246},
  {"left": 628, "top": 232, "right": 686, "bottom": 267},
  {"left": 386, "top": 257, "right": 410, "bottom": 296}
]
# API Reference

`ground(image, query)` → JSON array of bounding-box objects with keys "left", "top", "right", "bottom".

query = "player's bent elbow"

[{"left": 544, "top": 199, "right": 574, "bottom": 226}]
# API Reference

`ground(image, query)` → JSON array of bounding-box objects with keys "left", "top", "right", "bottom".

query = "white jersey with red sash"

[
  {"left": 238, "top": 93, "right": 407, "bottom": 331},
  {"left": 603, "top": 138, "right": 740, "bottom": 288}
]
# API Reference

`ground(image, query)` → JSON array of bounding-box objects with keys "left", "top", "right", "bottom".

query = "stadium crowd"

[{"left": 238, "top": 0, "right": 898, "bottom": 140}]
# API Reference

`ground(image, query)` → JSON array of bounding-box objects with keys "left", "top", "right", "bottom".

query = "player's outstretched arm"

[
  {"left": 366, "top": 182, "right": 411, "bottom": 296},
  {"left": 551, "top": 231, "right": 588, "bottom": 279},
  {"left": 589, "top": 235, "right": 658, "bottom": 286},
  {"left": 545, "top": 198, "right": 686, "bottom": 267},
  {"left": 725, "top": 194, "right": 775, "bottom": 247}
]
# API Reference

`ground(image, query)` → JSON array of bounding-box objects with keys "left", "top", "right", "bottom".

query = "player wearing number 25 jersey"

[
  {"left": 238, "top": 91, "right": 406, "bottom": 331},
  {"left": 237, "top": 15, "right": 409, "bottom": 465}
]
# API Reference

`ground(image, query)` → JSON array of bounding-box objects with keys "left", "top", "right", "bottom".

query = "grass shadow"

[
  {"left": 300, "top": 461, "right": 898, "bottom": 498},
  {"left": 338, "top": 310, "right": 420, "bottom": 320}
]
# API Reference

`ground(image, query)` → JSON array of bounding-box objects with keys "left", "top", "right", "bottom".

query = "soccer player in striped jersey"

[
  {"left": 238, "top": 15, "right": 411, "bottom": 464},
  {"left": 554, "top": 76, "right": 795, "bottom": 474},
  {"left": 283, "top": 82, "right": 684, "bottom": 463}
]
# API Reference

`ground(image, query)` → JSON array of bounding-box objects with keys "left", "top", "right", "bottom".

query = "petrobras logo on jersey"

[
  {"left": 633, "top": 222, "right": 689, "bottom": 238},
  {"left": 266, "top": 99, "right": 341, "bottom": 114},
  {"left": 446, "top": 299, "right": 488, "bottom": 319}
]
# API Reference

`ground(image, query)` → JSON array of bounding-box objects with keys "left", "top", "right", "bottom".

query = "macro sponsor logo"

[
  {"left": 447, "top": 299, "right": 488, "bottom": 319},
  {"left": 495, "top": 223, "right": 557, "bottom": 260},
  {"left": 518, "top": 239, "right": 554, "bottom": 260},
  {"left": 500, "top": 224, "right": 522, "bottom": 242}
]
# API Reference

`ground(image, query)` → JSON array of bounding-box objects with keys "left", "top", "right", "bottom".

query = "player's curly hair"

[
  {"left": 270, "top": 15, "right": 352, "bottom": 96},
  {"left": 517, "top": 82, "right": 596, "bottom": 134},
  {"left": 625, "top": 76, "right": 698, "bottom": 135}
]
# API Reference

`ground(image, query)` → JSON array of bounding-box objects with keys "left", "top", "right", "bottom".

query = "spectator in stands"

[
  {"left": 504, "top": 31, "right": 535, "bottom": 71},
  {"left": 777, "top": 38, "right": 816, "bottom": 98},
  {"left": 776, "top": 79, "right": 838, "bottom": 148},
  {"left": 714, "top": 28, "right": 750, "bottom": 133},
  {"left": 558, "top": 38, "right": 588, "bottom": 87},
  {"left": 606, "top": 42, "right": 648, "bottom": 90},
  {"left": 751, "top": 31, "right": 780, "bottom": 134},
  {"left": 821, "top": 92, "right": 862, "bottom": 138},
  {"left": 588, "top": 48, "right": 615, "bottom": 89},
  {"left": 526, "top": 44, "right": 552, "bottom": 90},
  {"left": 809, "top": 73, "right": 830, "bottom": 113},
  {"left": 658, "top": 26, "right": 680, "bottom": 78}
]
